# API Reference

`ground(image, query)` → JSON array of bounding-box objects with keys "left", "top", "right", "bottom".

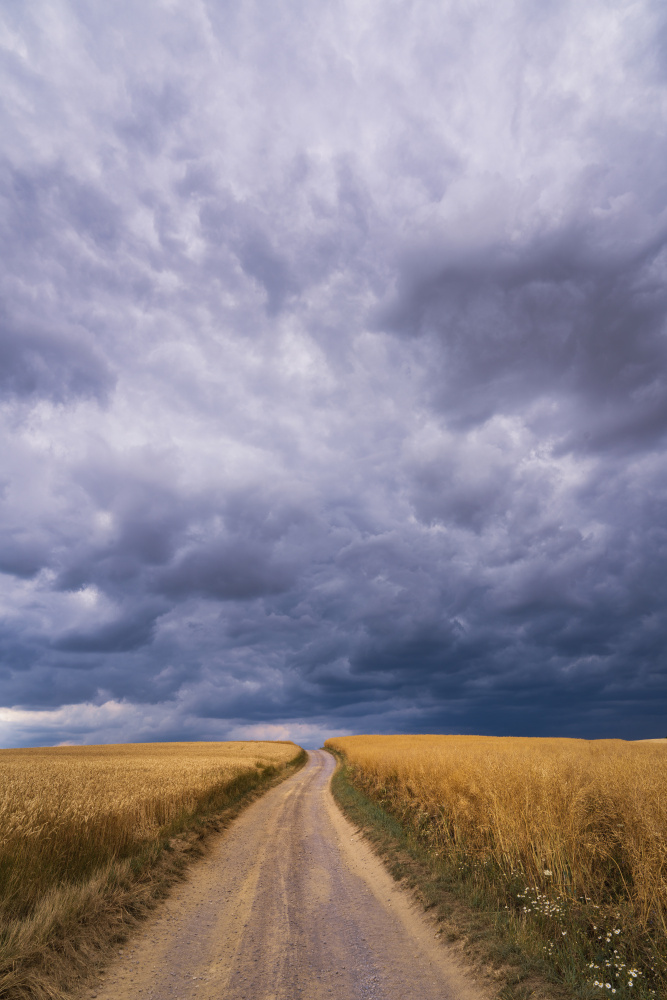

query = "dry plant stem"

[
  {"left": 325, "top": 736, "right": 667, "bottom": 1000},
  {"left": 0, "top": 743, "right": 306, "bottom": 1000}
]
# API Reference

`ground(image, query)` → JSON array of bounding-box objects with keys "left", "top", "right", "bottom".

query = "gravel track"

[{"left": 91, "top": 750, "right": 483, "bottom": 1000}]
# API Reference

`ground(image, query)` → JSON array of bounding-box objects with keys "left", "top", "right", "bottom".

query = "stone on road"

[{"left": 92, "top": 750, "right": 483, "bottom": 1000}]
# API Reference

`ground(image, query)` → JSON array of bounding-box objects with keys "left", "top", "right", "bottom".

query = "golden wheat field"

[
  {"left": 325, "top": 735, "right": 667, "bottom": 937},
  {"left": 0, "top": 740, "right": 299, "bottom": 918}
]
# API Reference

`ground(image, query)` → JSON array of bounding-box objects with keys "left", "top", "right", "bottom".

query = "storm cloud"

[{"left": 1, "top": 0, "right": 667, "bottom": 748}]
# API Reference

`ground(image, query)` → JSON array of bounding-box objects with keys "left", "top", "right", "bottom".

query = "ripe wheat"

[
  {"left": 0, "top": 740, "right": 298, "bottom": 919},
  {"left": 326, "top": 735, "right": 667, "bottom": 948}
]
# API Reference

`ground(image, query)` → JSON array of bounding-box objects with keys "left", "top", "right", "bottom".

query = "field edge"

[
  {"left": 326, "top": 748, "right": 569, "bottom": 1000},
  {"left": 0, "top": 747, "right": 307, "bottom": 1000}
]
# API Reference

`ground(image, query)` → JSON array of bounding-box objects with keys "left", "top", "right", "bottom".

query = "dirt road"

[{"left": 91, "top": 750, "right": 482, "bottom": 1000}]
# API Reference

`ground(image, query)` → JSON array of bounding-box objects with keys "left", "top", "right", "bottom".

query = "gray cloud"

[
  {"left": 1, "top": 0, "right": 666, "bottom": 748},
  {"left": 379, "top": 227, "right": 667, "bottom": 447},
  {"left": 0, "top": 304, "right": 113, "bottom": 404},
  {"left": 155, "top": 538, "right": 296, "bottom": 601},
  {"left": 53, "top": 606, "right": 163, "bottom": 654}
]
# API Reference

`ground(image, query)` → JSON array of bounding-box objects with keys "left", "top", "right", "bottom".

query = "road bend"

[{"left": 92, "top": 750, "right": 482, "bottom": 1000}]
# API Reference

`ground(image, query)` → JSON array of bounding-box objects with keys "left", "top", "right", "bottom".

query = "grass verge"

[
  {"left": 328, "top": 750, "right": 663, "bottom": 1000},
  {"left": 0, "top": 748, "right": 306, "bottom": 1000}
]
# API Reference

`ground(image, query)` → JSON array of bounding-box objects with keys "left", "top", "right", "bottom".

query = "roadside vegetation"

[
  {"left": 0, "top": 740, "right": 305, "bottom": 1000},
  {"left": 326, "top": 735, "right": 667, "bottom": 1000}
]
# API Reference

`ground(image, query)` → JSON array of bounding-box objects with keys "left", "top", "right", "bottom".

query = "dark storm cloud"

[
  {"left": 0, "top": 530, "right": 47, "bottom": 578},
  {"left": 1, "top": 0, "right": 667, "bottom": 748},
  {"left": 53, "top": 605, "right": 164, "bottom": 653},
  {"left": 0, "top": 306, "right": 113, "bottom": 403},
  {"left": 379, "top": 226, "right": 667, "bottom": 451},
  {"left": 155, "top": 539, "right": 295, "bottom": 601}
]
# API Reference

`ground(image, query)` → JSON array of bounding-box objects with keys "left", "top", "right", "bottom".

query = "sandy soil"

[{"left": 87, "top": 750, "right": 484, "bottom": 1000}]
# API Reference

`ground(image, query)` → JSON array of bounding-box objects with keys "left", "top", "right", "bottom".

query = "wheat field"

[
  {"left": 326, "top": 733, "right": 667, "bottom": 990},
  {"left": 0, "top": 740, "right": 299, "bottom": 919}
]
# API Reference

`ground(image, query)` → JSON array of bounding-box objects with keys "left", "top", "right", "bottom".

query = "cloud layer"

[{"left": 1, "top": 0, "right": 667, "bottom": 747}]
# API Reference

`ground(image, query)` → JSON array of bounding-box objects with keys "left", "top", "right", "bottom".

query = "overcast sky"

[{"left": 1, "top": 0, "right": 666, "bottom": 749}]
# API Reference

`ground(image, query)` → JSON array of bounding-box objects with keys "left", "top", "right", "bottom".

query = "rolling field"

[
  {"left": 0, "top": 740, "right": 303, "bottom": 1000},
  {"left": 326, "top": 734, "right": 667, "bottom": 998}
]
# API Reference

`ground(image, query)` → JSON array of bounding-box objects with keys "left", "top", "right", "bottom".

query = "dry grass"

[
  {"left": 326, "top": 735, "right": 667, "bottom": 998},
  {"left": 0, "top": 740, "right": 303, "bottom": 1000}
]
